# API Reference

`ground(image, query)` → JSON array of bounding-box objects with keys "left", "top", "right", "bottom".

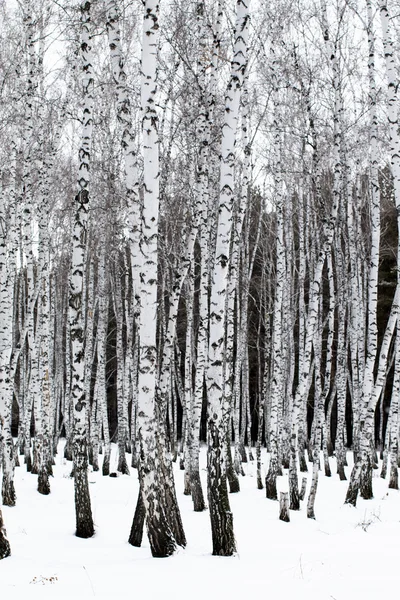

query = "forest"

[{"left": 0, "top": 0, "right": 400, "bottom": 563}]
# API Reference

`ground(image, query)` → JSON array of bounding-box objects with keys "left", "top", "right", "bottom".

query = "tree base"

[
  {"left": 345, "top": 479, "right": 359, "bottom": 506},
  {"left": 299, "top": 449, "right": 308, "bottom": 473},
  {"left": 265, "top": 471, "right": 278, "bottom": 500},
  {"left": 184, "top": 471, "right": 191, "bottom": 495},
  {"left": 388, "top": 465, "right": 398, "bottom": 490},
  {"left": 129, "top": 490, "right": 145, "bottom": 547},
  {"left": 117, "top": 454, "right": 130, "bottom": 476},
  {"left": 102, "top": 454, "right": 110, "bottom": 476},
  {"left": 324, "top": 458, "right": 331, "bottom": 477},
  {"left": 64, "top": 444, "right": 73, "bottom": 461},
  {"left": 74, "top": 456, "right": 94, "bottom": 539},
  {"left": 337, "top": 463, "right": 347, "bottom": 481},
  {"left": 2, "top": 477, "right": 16, "bottom": 507},
  {"left": 25, "top": 453, "right": 32, "bottom": 472},
  {"left": 360, "top": 465, "right": 373, "bottom": 499},
  {"left": 0, "top": 510, "right": 11, "bottom": 560},
  {"left": 299, "top": 477, "right": 307, "bottom": 501},
  {"left": 191, "top": 470, "right": 206, "bottom": 511},
  {"left": 38, "top": 469, "right": 51, "bottom": 495},
  {"left": 279, "top": 492, "right": 290, "bottom": 522}
]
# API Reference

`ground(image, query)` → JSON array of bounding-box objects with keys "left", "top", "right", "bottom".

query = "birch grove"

[{"left": 1, "top": 0, "right": 400, "bottom": 560}]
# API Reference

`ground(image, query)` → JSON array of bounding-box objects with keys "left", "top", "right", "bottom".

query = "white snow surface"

[{"left": 1, "top": 444, "right": 400, "bottom": 599}]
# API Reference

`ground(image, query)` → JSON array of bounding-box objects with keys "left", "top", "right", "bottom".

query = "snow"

[{"left": 1, "top": 445, "right": 400, "bottom": 599}]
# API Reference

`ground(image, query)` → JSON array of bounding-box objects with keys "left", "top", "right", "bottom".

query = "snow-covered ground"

[{"left": 1, "top": 444, "right": 399, "bottom": 599}]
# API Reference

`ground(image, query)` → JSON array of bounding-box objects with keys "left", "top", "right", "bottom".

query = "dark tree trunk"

[
  {"left": 207, "top": 425, "right": 236, "bottom": 556},
  {"left": 265, "top": 456, "right": 278, "bottom": 500},
  {"left": 160, "top": 445, "right": 186, "bottom": 548},
  {"left": 345, "top": 461, "right": 360, "bottom": 506},
  {"left": 2, "top": 475, "right": 16, "bottom": 507},
  {"left": 337, "top": 463, "right": 347, "bottom": 481},
  {"left": 289, "top": 435, "right": 300, "bottom": 510},
  {"left": 389, "top": 464, "right": 398, "bottom": 489},
  {"left": 38, "top": 468, "right": 50, "bottom": 495},
  {"left": 191, "top": 469, "right": 206, "bottom": 511},
  {"left": 299, "top": 476, "right": 307, "bottom": 501},
  {"left": 117, "top": 454, "right": 130, "bottom": 476},
  {"left": 226, "top": 439, "right": 240, "bottom": 493},
  {"left": 380, "top": 450, "right": 388, "bottom": 479},
  {"left": 0, "top": 510, "right": 11, "bottom": 559},
  {"left": 256, "top": 440, "right": 263, "bottom": 490},
  {"left": 128, "top": 489, "right": 145, "bottom": 547},
  {"left": 299, "top": 447, "right": 308, "bottom": 472},
  {"left": 360, "top": 457, "right": 373, "bottom": 499},
  {"left": 279, "top": 492, "right": 290, "bottom": 522},
  {"left": 102, "top": 447, "right": 110, "bottom": 476},
  {"left": 324, "top": 453, "right": 331, "bottom": 477},
  {"left": 73, "top": 438, "right": 94, "bottom": 539}
]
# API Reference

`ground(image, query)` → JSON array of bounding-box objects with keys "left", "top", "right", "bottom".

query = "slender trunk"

[
  {"left": 68, "top": 1, "right": 95, "bottom": 539},
  {"left": 206, "top": 0, "right": 250, "bottom": 556},
  {"left": 134, "top": 0, "right": 185, "bottom": 557}
]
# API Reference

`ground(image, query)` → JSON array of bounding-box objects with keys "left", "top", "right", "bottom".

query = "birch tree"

[
  {"left": 206, "top": 0, "right": 250, "bottom": 556},
  {"left": 346, "top": 0, "right": 400, "bottom": 504},
  {"left": 68, "top": 0, "right": 95, "bottom": 539},
  {"left": 133, "top": 0, "right": 185, "bottom": 558}
]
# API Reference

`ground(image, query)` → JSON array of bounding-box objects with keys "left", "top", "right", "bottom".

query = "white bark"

[
  {"left": 105, "top": 0, "right": 141, "bottom": 317},
  {"left": 68, "top": 0, "right": 95, "bottom": 538},
  {"left": 135, "top": 0, "right": 185, "bottom": 557},
  {"left": 207, "top": 0, "right": 250, "bottom": 557}
]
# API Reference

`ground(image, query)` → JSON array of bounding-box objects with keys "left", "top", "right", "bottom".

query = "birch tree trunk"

[
  {"left": 346, "top": 0, "right": 400, "bottom": 504},
  {"left": 96, "top": 240, "right": 111, "bottom": 476},
  {"left": 265, "top": 66, "right": 285, "bottom": 500},
  {"left": 134, "top": 0, "right": 185, "bottom": 558},
  {"left": 206, "top": 0, "right": 250, "bottom": 556},
  {"left": 68, "top": 0, "right": 95, "bottom": 539},
  {"left": 112, "top": 262, "right": 130, "bottom": 475},
  {"left": 105, "top": 0, "right": 141, "bottom": 320},
  {"left": 0, "top": 155, "right": 17, "bottom": 508},
  {"left": 188, "top": 0, "right": 209, "bottom": 513},
  {"left": 389, "top": 321, "right": 400, "bottom": 489},
  {"left": 379, "top": 0, "right": 400, "bottom": 491},
  {"left": 0, "top": 498, "right": 10, "bottom": 559}
]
